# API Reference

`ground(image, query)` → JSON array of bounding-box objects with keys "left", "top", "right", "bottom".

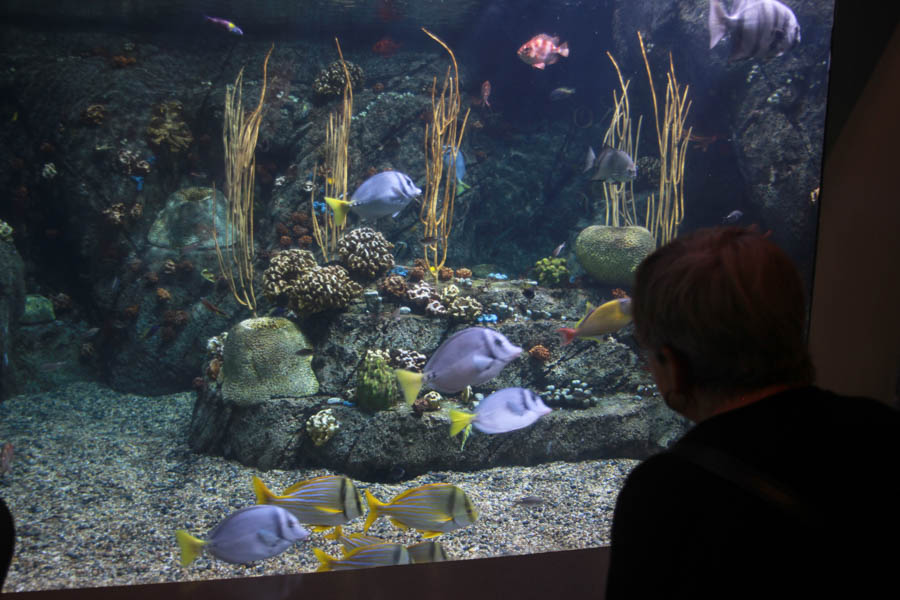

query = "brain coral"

[
  {"left": 574, "top": 225, "right": 655, "bottom": 286},
  {"left": 263, "top": 249, "right": 362, "bottom": 315},
  {"left": 337, "top": 227, "right": 395, "bottom": 280},
  {"left": 221, "top": 317, "right": 319, "bottom": 406}
]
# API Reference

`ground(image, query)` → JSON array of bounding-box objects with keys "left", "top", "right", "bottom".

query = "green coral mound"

[
  {"left": 534, "top": 257, "right": 569, "bottom": 287},
  {"left": 222, "top": 317, "right": 318, "bottom": 406},
  {"left": 575, "top": 225, "right": 655, "bottom": 287},
  {"left": 356, "top": 350, "right": 398, "bottom": 412}
]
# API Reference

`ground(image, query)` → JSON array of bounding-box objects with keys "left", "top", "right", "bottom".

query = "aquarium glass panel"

[{"left": 0, "top": 0, "right": 833, "bottom": 591}]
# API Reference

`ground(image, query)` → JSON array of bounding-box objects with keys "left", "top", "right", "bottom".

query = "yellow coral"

[{"left": 147, "top": 101, "right": 193, "bottom": 152}]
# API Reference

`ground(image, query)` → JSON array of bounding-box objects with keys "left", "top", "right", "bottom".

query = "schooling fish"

[
  {"left": 722, "top": 209, "right": 744, "bottom": 224},
  {"left": 443, "top": 146, "right": 470, "bottom": 195},
  {"left": 252, "top": 475, "right": 364, "bottom": 532},
  {"left": 407, "top": 540, "right": 449, "bottom": 563},
  {"left": 363, "top": 483, "right": 478, "bottom": 538},
  {"left": 313, "top": 543, "right": 410, "bottom": 571},
  {"left": 584, "top": 145, "right": 637, "bottom": 183},
  {"left": 517, "top": 34, "right": 569, "bottom": 70},
  {"left": 395, "top": 327, "right": 522, "bottom": 405},
  {"left": 326, "top": 171, "right": 421, "bottom": 228},
  {"left": 204, "top": 15, "right": 244, "bottom": 36},
  {"left": 325, "top": 525, "right": 386, "bottom": 553},
  {"left": 709, "top": 0, "right": 800, "bottom": 61},
  {"left": 449, "top": 387, "right": 551, "bottom": 436},
  {"left": 558, "top": 297, "right": 633, "bottom": 346},
  {"left": 175, "top": 505, "right": 308, "bottom": 566}
]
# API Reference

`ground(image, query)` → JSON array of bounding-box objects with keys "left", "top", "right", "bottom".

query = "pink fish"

[
  {"left": 204, "top": 16, "right": 243, "bottom": 36},
  {"left": 480, "top": 81, "right": 491, "bottom": 108},
  {"left": 517, "top": 34, "right": 569, "bottom": 70}
]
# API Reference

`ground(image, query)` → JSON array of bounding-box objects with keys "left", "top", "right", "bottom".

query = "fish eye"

[{"left": 494, "top": 338, "right": 503, "bottom": 346}]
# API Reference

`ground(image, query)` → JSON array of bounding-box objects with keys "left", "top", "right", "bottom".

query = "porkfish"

[
  {"left": 407, "top": 540, "right": 449, "bottom": 563},
  {"left": 175, "top": 505, "right": 309, "bottom": 566},
  {"left": 363, "top": 483, "right": 478, "bottom": 538},
  {"left": 252, "top": 475, "right": 364, "bottom": 532},
  {"left": 313, "top": 543, "right": 410, "bottom": 571},
  {"left": 395, "top": 327, "right": 522, "bottom": 405},
  {"left": 557, "top": 297, "right": 633, "bottom": 346},
  {"left": 325, "top": 525, "right": 387, "bottom": 554}
]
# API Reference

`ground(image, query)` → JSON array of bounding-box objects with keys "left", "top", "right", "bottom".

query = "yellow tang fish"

[
  {"left": 252, "top": 475, "right": 364, "bottom": 532},
  {"left": 363, "top": 482, "right": 477, "bottom": 538},
  {"left": 557, "top": 297, "right": 632, "bottom": 346}
]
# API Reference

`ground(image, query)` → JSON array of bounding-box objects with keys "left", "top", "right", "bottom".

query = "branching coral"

[
  {"left": 337, "top": 227, "right": 394, "bottom": 280},
  {"left": 147, "top": 100, "right": 193, "bottom": 152}
]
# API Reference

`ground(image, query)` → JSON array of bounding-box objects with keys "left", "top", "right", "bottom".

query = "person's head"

[{"left": 632, "top": 227, "right": 814, "bottom": 414}]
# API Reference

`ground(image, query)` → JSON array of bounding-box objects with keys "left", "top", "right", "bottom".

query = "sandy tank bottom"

[{"left": 0, "top": 381, "right": 637, "bottom": 592}]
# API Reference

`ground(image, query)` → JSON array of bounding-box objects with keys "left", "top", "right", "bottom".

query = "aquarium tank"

[{"left": 0, "top": 0, "right": 834, "bottom": 591}]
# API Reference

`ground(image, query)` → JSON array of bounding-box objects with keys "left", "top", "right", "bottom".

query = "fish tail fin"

[
  {"left": 557, "top": 41, "right": 569, "bottom": 57},
  {"left": 395, "top": 369, "right": 424, "bottom": 405},
  {"left": 313, "top": 548, "right": 335, "bottom": 572},
  {"left": 557, "top": 327, "right": 577, "bottom": 346},
  {"left": 252, "top": 475, "right": 275, "bottom": 505},
  {"left": 456, "top": 179, "right": 471, "bottom": 195},
  {"left": 449, "top": 409, "right": 476, "bottom": 437},
  {"left": 325, "top": 196, "right": 350, "bottom": 228},
  {"left": 175, "top": 529, "right": 205, "bottom": 567},
  {"left": 709, "top": 0, "right": 728, "bottom": 49},
  {"left": 324, "top": 525, "right": 342, "bottom": 541},
  {"left": 363, "top": 489, "right": 386, "bottom": 532}
]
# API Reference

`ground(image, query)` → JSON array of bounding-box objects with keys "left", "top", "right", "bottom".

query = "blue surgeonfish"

[
  {"left": 449, "top": 387, "right": 551, "bottom": 437},
  {"left": 407, "top": 540, "right": 450, "bottom": 563},
  {"left": 558, "top": 297, "right": 632, "bottom": 346},
  {"left": 175, "top": 505, "right": 309, "bottom": 566},
  {"left": 326, "top": 170, "right": 421, "bottom": 228},
  {"left": 395, "top": 327, "right": 522, "bottom": 405},
  {"left": 313, "top": 543, "right": 411, "bottom": 571},
  {"left": 252, "top": 475, "right": 364, "bottom": 532},
  {"left": 325, "top": 525, "right": 387, "bottom": 554},
  {"left": 363, "top": 483, "right": 478, "bottom": 538},
  {"left": 443, "top": 146, "right": 470, "bottom": 195}
]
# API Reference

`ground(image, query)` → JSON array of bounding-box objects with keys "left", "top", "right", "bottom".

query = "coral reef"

[
  {"left": 406, "top": 280, "right": 436, "bottom": 306},
  {"left": 81, "top": 104, "right": 107, "bottom": 125},
  {"left": 534, "top": 257, "right": 570, "bottom": 287},
  {"left": 528, "top": 344, "right": 551, "bottom": 362},
  {"left": 313, "top": 61, "right": 364, "bottom": 98},
  {"left": 388, "top": 348, "right": 426, "bottom": 372},
  {"left": 155, "top": 287, "right": 171, "bottom": 302},
  {"left": 0, "top": 220, "right": 13, "bottom": 243},
  {"left": 356, "top": 349, "right": 399, "bottom": 412},
  {"left": 306, "top": 409, "right": 339, "bottom": 446},
  {"left": 337, "top": 227, "right": 394, "bottom": 280},
  {"left": 425, "top": 299, "right": 447, "bottom": 317},
  {"left": 455, "top": 267, "right": 472, "bottom": 279},
  {"left": 413, "top": 391, "right": 442, "bottom": 416},
  {"left": 146, "top": 100, "right": 193, "bottom": 153},
  {"left": 378, "top": 274, "right": 407, "bottom": 299},
  {"left": 438, "top": 266, "right": 454, "bottom": 281},
  {"left": 439, "top": 284, "right": 460, "bottom": 304},
  {"left": 448, "top": 296, "right": 483, "bottom": 322},
  {"left": 575, "top": 225, "right": 655, "bottom": 287},
  {"left": 263, "top": 249, "right": 362, "bottom": 315}
]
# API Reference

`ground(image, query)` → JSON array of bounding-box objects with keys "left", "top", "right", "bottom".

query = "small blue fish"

[
  {"left": 449, "top": 387, "right": 551, "bottom": 436},
  {"left": 313, "top": 543, "right": 410, "bottom": 571},
  {"left": 443, "top": 146, "right": 470, "bottom": 195},
  {"left": 395, "top": 327, "right": 522, "bottom": 404},
  {"left": 175, "top": 505, "right": 308, "bottom": 566},
  {"left": 130, "top": 175, "right": 144, "bottom": 191},
  {"left": 722, "top": 209, "right": 743, "bottom": 224},
  {"left": 204, "top": 15, "right": 243, "bottom": 36},
  {"left": 326, "top": 171, "right": 421, "bottom": 228},
  {"left": 363, "top": 483, "right": 478, "bottom": 538}
]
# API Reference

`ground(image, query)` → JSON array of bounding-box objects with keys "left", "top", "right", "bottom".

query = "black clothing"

[{"left": 606, "top": 386, "right": 900, "bottom": 598}]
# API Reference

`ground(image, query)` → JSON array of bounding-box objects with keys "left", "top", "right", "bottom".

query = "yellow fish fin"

[
  {"left": 389, "top": 518, "right": 409, "bottom": 530},
  {"left": 315, "top": 506, "right": 343, "bottom": 514},
  {"left": 175, "top": 529, "right": 206, "bottom": 567},
  {"left": 325, "top": 196, "right": 351, "bottom": 228},
  {"left": 575, "top": 302, "right": 595, "bottom": 329},
  {"left": 252, "top": 475, "right": 275, "bottom": 504},
  {"left": 324, "top": 525, "right": 343, "bottom": 541},
  {"left": 363, "top": 489, "right": 386, "bottom": 532},
  {"left": 313, "top": 547, "right": 334, "bottom": 572},
  {"left": 449, "top": 409, "right": 476, "bottom": 437},
  {"left": 395, "top": 369, "right": 424, "bottom": 405},
  {"left": 421, "top": 530, "right": 444, "bottom": 539}
]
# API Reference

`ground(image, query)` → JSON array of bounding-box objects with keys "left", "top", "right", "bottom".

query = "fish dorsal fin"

[{"left": 575, "top": 302, "right": 595, "bottom": 329}]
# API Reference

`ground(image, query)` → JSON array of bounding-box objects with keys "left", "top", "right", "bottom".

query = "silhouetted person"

[
  {"left": 606, "top": 227, "right": 900, "bottom": 598},
  {"left": 0, "top": 496, "right": 12, "bottom": 589}
]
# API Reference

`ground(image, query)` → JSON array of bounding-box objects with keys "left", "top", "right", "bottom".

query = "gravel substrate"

[{"left": 0, "top": 381, "right": 638, "bottom": 593}]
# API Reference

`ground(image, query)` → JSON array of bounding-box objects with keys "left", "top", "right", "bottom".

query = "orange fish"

[
  {"left": 480, "top": 81, "right": 491, "bottom": 108},
  {"left": 373, "top": 36, "right": 400, "bottom": 56},
  {"left": 517, "top": 34, "right": 569, "bottom": 70}
]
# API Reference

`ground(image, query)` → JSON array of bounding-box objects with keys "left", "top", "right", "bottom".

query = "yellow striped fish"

[
  {"left": 313, "top": 543, "right": 410, "bottom": 571},
  {"left": 407, "top": 540, "right": 449, "bottom": 563},
  {"left": 363, "top": 483, "right": 478, "bottom": 538},
  {"left": 325, "top": 525, "right": 387, "bottom": 554},
  {"left": 252, "top": 475, "right": 364, "bottom": 532}
]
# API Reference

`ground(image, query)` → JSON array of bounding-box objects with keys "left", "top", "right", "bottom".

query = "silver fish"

[
  {"left": 395, "top": 327, "right": 522, "bottom": 404},
  {"left": 552, "top": 242, "right": 566, "bottom": 257},
  {"left": 584, "top": 146, "right": 637, "bottom": 182},
  {"left": 175, "top": 505, "right": 309, "bottom": 566},
  {"left": 549, "top": 87, "right": 576, "bottom": 101},
  {"left": 449, "top": 387, "right": 551, "bottom": 436},
  {"left": 709, "top": 0, "right": 800, "bottom": 61},
  {"left": 722, "top": 209, "right": 744, "bottom": 224}
]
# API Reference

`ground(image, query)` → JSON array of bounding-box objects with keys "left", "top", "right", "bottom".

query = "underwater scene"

[{"left": 0, "top": 0, "right": 833, "bottom": 591}]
